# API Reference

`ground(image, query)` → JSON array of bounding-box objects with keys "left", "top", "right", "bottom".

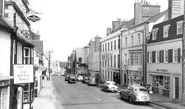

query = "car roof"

[
  {"left": 129, "top": 85, "right": 146, "bottom": 89},
  {"left": 105, "top": 81, "right": 115, "bottom": 84}
]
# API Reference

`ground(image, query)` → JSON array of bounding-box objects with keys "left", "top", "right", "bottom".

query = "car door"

[{"left": 125, "top": 86, "right": 132, "bottom": 99}]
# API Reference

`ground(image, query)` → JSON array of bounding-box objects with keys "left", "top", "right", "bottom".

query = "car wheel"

[
  {"left": 129, "top": 97, "right": 132, "bottom": 103},
  {"left": 119, "top": 93, "right": 122, "bottom": 99},
  {"left": 105, "top": 87, "right": 108, "bottom": 92},
  {"left": 145, "top": 102, "right": 149, "bottom": 105}
]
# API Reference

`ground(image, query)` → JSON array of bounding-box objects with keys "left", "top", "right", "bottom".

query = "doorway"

[{"left": 175, "top": 77, "right": 179, "bottom": 99}]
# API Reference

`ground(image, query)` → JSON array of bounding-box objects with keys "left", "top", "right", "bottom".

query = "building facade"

[{"left": 147, "top": 15, "right": 183, "bottom": 100}]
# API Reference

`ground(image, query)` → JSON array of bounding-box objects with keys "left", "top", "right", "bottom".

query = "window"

[
  {"left": 152, "top": 28, "right": 159, "bottom": 40},
  {"left": 108, "top": 43, "right": 109, "bottom": 51},
  {"left": 23, "top": 84, "right": 30, "bottom": 103},
  {"left": 105, "top": 43, "right": 107, "bottom": 52},
  {"left": 125, "top": 37, "right": 127, "bottom": 47},
  {"left": 177, "top": 20, "right": 183, "bottom": 35},
  {"left": 156, "top": 51, "right": 159, "bottom": 63},
  {"left": 164, "top": 50, "right": 168, "bottom": 63},
  {"left": 129, "top": 52, "right": 142, "bottom": 65},
  {"left": 164, "top": 76, "right": 170, "bottom": 90},
  {"left": 111, "top": 41, "right": 113, "bottom": 50},
  {"left": 152, "top": 75, "right": 158, "bottom": 87},
  {"left": 0, "top": 88, "right": 8, "bottom": 109},
  {"left": 114, "top": 55, "right": 116, "bottom": 67},
  {"left": 17, "top": 42, "right": 22, "bottom": 64},
  {"left": 149, "top": 52, "right": 152, "bottom": 63},
  {"left": 163, "top": 24, "right": 171, "bottom": 38},
  {"left": 114, "top": 40, "right": 116, "bottom": 50},
  {"left": 138, "top": 33, "right": 141, "bottom": 45},
  {"left": 111, "top": 55, "right": 112, "bottom": 67},
  {"left": 125, "top": 54, "right": 127, "bottom": 64},
  {"left": 24, "top": 47, "right": 30, "bottom": 64},
  {"left": 118, "top": 55, "right": 120, "bottom": 68},
  {"left": 173, "top": 49, "right": 178, "bottom": 63},
  {"left": 103, "top": 44, "right": 104, "bottom": 52},
  {"left": 131, "top": 35, "right": 134, "bottom": 46},
  {"left": 118, "top": 38, "right": 120, "bottom": 49}
]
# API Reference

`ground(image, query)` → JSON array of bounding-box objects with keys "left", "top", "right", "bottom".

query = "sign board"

[
  {"left": 27, "top": 14, "right": 40, "bottom": 22},
  {"left": 14, "top": 65, "right": 34, "bottom": 84}
]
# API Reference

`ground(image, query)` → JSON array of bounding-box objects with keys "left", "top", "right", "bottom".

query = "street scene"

[
  {"left": 1, "top": 0, "right": 185, "bottom": 109},
  {"left": 34, "top": 76, "right": 166, "bottom": 109}
]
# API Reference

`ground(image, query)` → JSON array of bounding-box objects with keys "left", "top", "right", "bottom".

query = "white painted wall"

[{"left": 0, "top": 30, "right": 11, "bottom": 76}]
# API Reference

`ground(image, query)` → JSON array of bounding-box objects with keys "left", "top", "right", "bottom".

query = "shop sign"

[
  {"left": 14, "top": 65, "right": 34, "bottom": 84},
  {"left": 156, "top": 69, "right": 168, "bottom": 72},
  {"left": 0, "top": 80, "right": 10, "bottom": 87}
]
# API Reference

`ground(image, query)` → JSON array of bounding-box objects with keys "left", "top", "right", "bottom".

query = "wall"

[{"left": 0, "top": 30, "right": 11, "bottom": 76}]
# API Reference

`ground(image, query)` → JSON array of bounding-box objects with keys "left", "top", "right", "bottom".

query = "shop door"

[{"left": 175, "top": 77, "right": 179, "bottom": 99}]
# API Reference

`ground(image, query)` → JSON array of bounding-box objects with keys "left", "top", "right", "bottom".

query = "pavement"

[
  {"left": 32, "top": 78, "right": 59, "bottom": 109},
  {"left": 33, "top": 79, "right": 185, "bottom": 109}
]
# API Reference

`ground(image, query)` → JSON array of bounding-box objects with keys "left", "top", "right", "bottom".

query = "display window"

[
  {"left": 163, "top": 76, "right": 170, "bottom": 90},
  {"left": 0, "top": 88, "right": 8, "bottom": 109},
  {"left": 23, "top": 84, "right": 30, "bottom": 103}
]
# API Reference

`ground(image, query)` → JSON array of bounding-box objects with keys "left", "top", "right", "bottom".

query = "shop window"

[
  {"left": 23, "top": 84, "right": 30, "bottom": 103},
  {"left": 152, "top": 75, "right": 159, "bottom": 87},
  {"left": 0, "top": 88, "right": 8, "bottom": 109},
  {"left": 164, "top": 76, "right": 170, "bottom": 90}
]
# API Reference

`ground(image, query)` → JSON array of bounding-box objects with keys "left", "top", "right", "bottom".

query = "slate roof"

[{"left": 113, "top": 10, "right": 168, "bottom": 32}]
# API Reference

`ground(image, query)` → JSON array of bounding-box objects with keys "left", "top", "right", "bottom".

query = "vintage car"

[
  {"left": 119, "top": 85, "right": 153, "bottom": 104},
  {"left": 88, "top": 77, "right": 96, "bottom": 86},
  {"left": 82, "top": 76, "right": 89, "bottom": 84},
  {"left": 68, "top": 75, "right": 77, "bottom": 83},
  {"left": 100, "top": 81, "right": 118, "bottom": 93},
  {"left": 64, "top": 74, "right": 70, "bottom": 81},
  {"left": 77, "top": 75, "right": 83, "bottom": 81}
]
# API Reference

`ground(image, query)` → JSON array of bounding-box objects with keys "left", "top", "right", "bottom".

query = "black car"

[
  {"left": 68, "top": 75, "right": 77, "bottom": 83},
  {"left": 64, "top": 74, "right": 70, "bottom": 81}
]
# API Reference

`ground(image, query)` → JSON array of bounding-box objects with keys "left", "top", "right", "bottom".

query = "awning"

[{"left": 0, "top": 76, "right": 14, "bottom": 81}]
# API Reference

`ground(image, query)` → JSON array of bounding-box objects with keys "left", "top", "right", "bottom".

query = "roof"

[
  {"left": 114, "top": 18, "right": 135, "bottom": 32},
  {"left": 30, "top": 40, "right": 43, "bottom": 53},
  {"left": 146, "top": 10, "right": 168, "bottom": 22},
  {"left": 0, "top": 17, "right": 14, "bottom": 32}
]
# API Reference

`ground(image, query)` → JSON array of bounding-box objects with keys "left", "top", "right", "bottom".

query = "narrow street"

[{"left": 51, "top": 76, "right": 165, "bottom": 109}]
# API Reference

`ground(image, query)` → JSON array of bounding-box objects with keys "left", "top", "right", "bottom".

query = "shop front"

[
  {"left": 126, "top": 70, "right": 142, "bottom": 86},
  {"left": 0, "top": 77, "right": 13, "bottom": 109},
  {"left": 148, "top": 71, "right": 182, "bottom": 99}
]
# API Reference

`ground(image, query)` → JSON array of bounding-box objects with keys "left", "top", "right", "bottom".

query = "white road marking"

[{"left": 98, "top": 99, "right": 101, "bottom": 101}]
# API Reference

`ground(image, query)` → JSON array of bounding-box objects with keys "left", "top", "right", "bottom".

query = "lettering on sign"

[
  {"left": 14, "top": 65, "right": 34, "bottom": 84},
  {"left": 156, "top": 69, "right": 168, "bottom": 72},
  {"left": 0, "top": 81, "right": 10, "bottom": 87}
]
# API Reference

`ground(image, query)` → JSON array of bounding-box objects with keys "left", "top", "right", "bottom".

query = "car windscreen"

[{"left": 139, "top": 88, "right": 147, "bottom": 92}]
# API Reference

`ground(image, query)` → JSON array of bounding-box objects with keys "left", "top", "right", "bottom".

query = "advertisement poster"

[{"left": 14, "top": 64, "right": 34, "bottom": 84}]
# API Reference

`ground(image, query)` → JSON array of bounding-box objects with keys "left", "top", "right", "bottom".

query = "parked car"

[
  {"left": 119, "top": 85, "right": 153, "bottom": 104},
  {"left": 82, "top": 76, "right": 89, "bottom": 84},
  {"left": 64, "top": 74, "right": 70, "bottom": 81},
  {"left": 77, "top": 75, "right": 83, "bottom": 81},
  {"left": 100, "top": 81, "right": 118, "bottom": 93},
  {"left": 68, "top": 75, "right": 77, "bottom": 83},
  {"left": 88, "top": 77, "right": 96, "bottom": 86}
]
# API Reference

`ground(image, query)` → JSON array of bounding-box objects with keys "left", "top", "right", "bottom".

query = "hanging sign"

[{"left": 14, "top": 65, "right": 34, "bottom": 84}]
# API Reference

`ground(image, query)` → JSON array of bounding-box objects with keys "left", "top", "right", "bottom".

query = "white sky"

[{"left": 28, "top": 0, "right": 168, "bottom": 61}]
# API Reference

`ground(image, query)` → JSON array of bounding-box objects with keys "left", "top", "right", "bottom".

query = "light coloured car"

[
  {"left": 119, "top": 85, "right": 153, "bottom": 104},
  {"left": 77, "top": 75, "right": 83, "bottom": 81},
  {"left": 101, "top": 81, "right": 118, "bottom": 93},
  {"left": 88, "top": 77, "right": 96, "bottom": 86}
]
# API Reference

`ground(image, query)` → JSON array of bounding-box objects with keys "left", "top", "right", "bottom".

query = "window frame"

[
  {"left": 163, "top": 24, "right": 171, "bottom": 38},
  {"left": 173, "top": 49, "right": 178, "bottom": 63},
  {"left": 156, "top": 51, "right": 159, "bottom": 63},
  {"left": 164, "top": 50, "right": 168, "bottom": 63},
  {"left": 176, "top": 20, "right": 183, "bottom": 35}
]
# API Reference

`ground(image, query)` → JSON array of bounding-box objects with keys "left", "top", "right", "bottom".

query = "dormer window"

[
  {"left": 176, "top": 20, "right": 183, "bottom": 35},
  {"left": 163, "top": 24, "right": 171, "bottom": 38},
  {"left": 152, "top": 28, "right": 159, "bottom": 40}
]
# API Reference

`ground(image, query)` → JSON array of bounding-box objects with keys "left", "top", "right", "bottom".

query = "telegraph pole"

[{"left": 46, "top": 50, "right": 54, "bottom": 80}]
